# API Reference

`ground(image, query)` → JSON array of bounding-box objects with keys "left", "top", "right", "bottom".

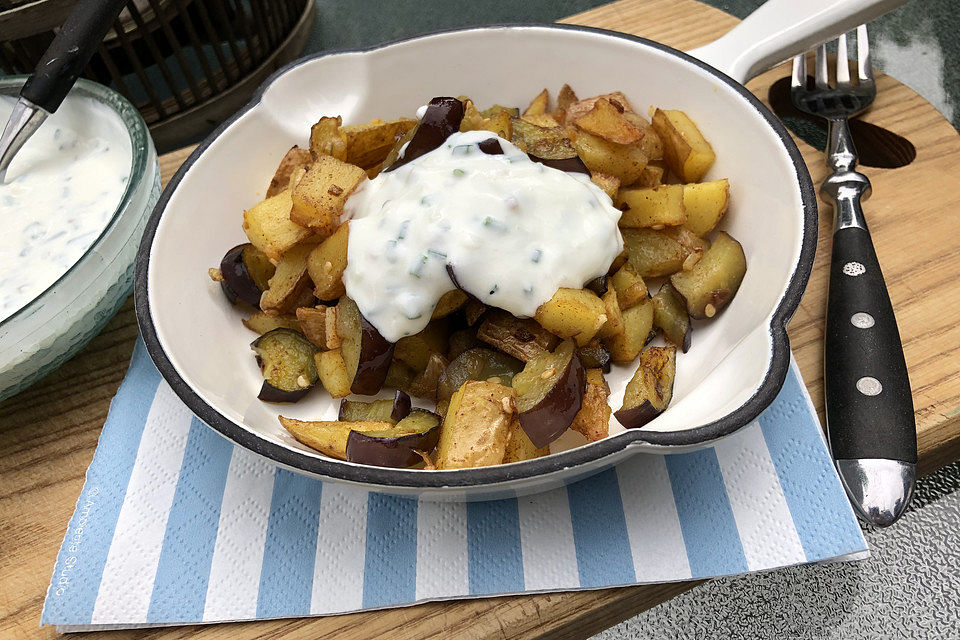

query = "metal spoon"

[{"left": 0, "top": 0, "right": 128, "bottom": 183}]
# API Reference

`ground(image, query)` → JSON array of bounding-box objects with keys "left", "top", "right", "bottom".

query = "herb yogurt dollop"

[
  {"left": 0, "top": 94, "right": 131, "bottom": 323},
  {"left": 342, "top": 129, "right": 623, "bottom": 342}
]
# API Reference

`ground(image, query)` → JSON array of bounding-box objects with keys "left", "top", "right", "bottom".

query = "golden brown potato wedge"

[
  {"left": 243, "top": 311, "right": 301, "bottom": 334},
  {"left": 670, "top": 231, "right": 746, "bottom": 319},
  {"left": 651, "top": 108, "right": 716, "bottom": 183},
  {"left": 459, "top": 98, "right": 485, "bottom": 132},
  {"left": 511, "top": 118, "right": 577, "bottom": 159},
  {"left": 634, "top": 159, "right": 665, "bottom": 188},
  {"left": 309, "top": 116, "right": 347, "bottom": 161},
  {"left": 291, "top": 156, "right": 367, "bottom": 236},
  {"left": 535, "top": 288, "right": 608, "bottom": 346},
  {"left": 480, "top": 109, "right": 512, "bottom": 139},
  {"left": 590, "top": 172, "right": 620, "bottom": 199},
  {"left": 563, "top": 92, "right": 634, "bottom": 124},
  {"left": 315, "top": 348, "right": 352, "bottom": 398},
  {"left": 259, "top": 243, "right": 313, "bottom": 314},
  {"left": 569, "top": 127, "right": 647, "bottom": 185},
  {"left": 267, "top": 146, "right": 313, "bottom": 198},
  {"left": 597, "top": 286, "right": 625, "bottom": 340},
  {"left": 279, "top": 417, "right": 393, "bottom": 460},
  {"left": 616, "top": 184, "right": 687, "bottom": 228},
  {"left": 574, "top": 98, "right": 644, "bottom": 144},
  {"left": 502, "top": 416, "right": 549, "bottom": 463},
  {"left": 435, "top": 381, "right": 515, "bottom": 469},
  {"left": 522, "top": 113, "right": 561, "bottom": 128},
  {"left": 614, "top": 346, "right": 677, "bottom": 428},
  {"left": 306, "top": 221, "right": 349, "bottom": 301},
  {"left": 477, "top": 310, "right": 561, "bottom": 362},
  {"left": 553, "top": 83, "right": 578, "bottom": 122},
  {"left": 570, "top": 368, "right": 611, "bottom": 442},
  {"left": 523, "top": 88, "right": 549, "bottom": 116},
  {"left": 383, "top": 126, "right": 416, "bottom": 169},
  {"left": 609, "top": 264, "right": 648, "bottom": 309},
  {"left": 295, "top": 306, "right": 331, "bottom": 348},
  {"left": 603, "top": 298, "right": 654, "bottom": 362},
  {"left": 479, "top": 104, "right": 520, "bottom": 118},
  {"left": 242, "top": 190, "right": 310, "bottom": 261},
  {"left": 623, "top": 113, "right": 663, "bottom": 161},
  {"left": 341, "top": 117, "right": 418, "bottom": 168},
  {"left": 682, "top": 178, "right": 730, "bottom": 237}
]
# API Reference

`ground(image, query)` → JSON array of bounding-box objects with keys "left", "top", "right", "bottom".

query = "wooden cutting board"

[{"left": 2, "top": 0, "right": 960, "bottom": 638}]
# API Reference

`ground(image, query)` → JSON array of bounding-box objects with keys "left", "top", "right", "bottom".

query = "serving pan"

[{"left": 135, "top": 0, "right": 903, "bottom": 499}]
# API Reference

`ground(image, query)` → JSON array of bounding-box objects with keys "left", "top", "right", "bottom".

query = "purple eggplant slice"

[
  {"left": 219, "top": 243, "right": 276, "bottom": 307},
  {"left": 251, "top": 328, "right": 319, "bottom": 403},
  {"left": 614, "top": 346, "right": 677, "bottom": 428},
  {"left": 477, "top": 138, "right": 504, "bottom": 155},
  {"left": 384, "top": 97, "right": 464, "bottom": 171},
  {"left": 336, "top": 296, "right": 395, "bottom": 395},
  {"left": 338, "top": 389, "right": 412, "bottom": 423},
  {"left": 345, "top": 409, "right": 442, "bottom": 468},
  {"left": 652, "top": 284, "right": 692, "bottom": 353},
  {"left": 578, "top": 340, "right": 612, "bottom": 373},
  {"left": 584, "top": 275, "right": 608, "bottom": 297},
  {"left": 512, "top": 340, "right": 586, "bottom": 448},
  {"left": 527, "top": 153, "right": 590, "bottom": 175}
]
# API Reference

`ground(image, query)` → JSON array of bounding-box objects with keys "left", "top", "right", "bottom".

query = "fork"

[{"left": 791, "top": 26, "right": 916, "bottom": 527}]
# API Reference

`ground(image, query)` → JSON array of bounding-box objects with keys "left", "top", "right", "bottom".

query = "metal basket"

[{"left": 0, "top": 0, "right": 316, "bottom": 149}]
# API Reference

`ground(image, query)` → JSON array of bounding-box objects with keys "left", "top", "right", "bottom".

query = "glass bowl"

[{"left": 0, "top": 77, "right": 161, "bottom": 401}]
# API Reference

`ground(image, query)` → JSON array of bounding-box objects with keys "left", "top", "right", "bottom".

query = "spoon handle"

[{"left": 20, "top": 0, "right": 128, "bottom": 113}]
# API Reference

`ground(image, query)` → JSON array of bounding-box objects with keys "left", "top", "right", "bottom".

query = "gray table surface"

[{"left": 303, "top": 2, "right": 960, "bottom": 638}]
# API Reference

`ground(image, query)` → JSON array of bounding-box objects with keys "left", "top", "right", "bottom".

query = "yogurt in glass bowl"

[{"left": 0, "top": 77, "right": 160, "bottom": 401}]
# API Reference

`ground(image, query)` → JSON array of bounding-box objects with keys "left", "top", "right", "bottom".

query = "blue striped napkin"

[{"left": 42, "top": 339, "right": 867, "bottom": 631}]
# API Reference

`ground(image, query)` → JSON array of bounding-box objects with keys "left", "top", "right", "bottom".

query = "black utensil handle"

[
  {"left": 824, "top": 225, "right": 917, "bottom": 463},
  {"left": 20, "top": 0, "right": 128, "bottom": 113}
]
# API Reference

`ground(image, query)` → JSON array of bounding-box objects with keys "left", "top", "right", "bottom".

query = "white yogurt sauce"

[
  {"left": 343, "top": 130, "right": 623, "bottom": 342},
  {"left": 0, "top": 94, "right": 131, "bottom": 323}
]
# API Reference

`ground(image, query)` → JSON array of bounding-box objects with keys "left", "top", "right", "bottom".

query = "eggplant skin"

[
  {"left": 257, "top": 380, "right": 311, "bottom": 403},
  {"left": 390, "top": 390, "right": 413, "bottom": 422},
  {"left": 527, "top": 153, "right": 590, "bottom": 175},
  {"left": 345, "top": 425, "right": 441, "bottom": 468},
  {"left": 584, "top": 276, "right": 608, "bottom": 297},
  {"left": 613, "top": 399, "right": 663, "bottom": 429},
  {"left": 219, "top": 244, "right": 263, "bottom": 307},
  {"left": 350, "top": 314, "right": 396, "bottom": 395},
  {"left": 518, "top": 350, "right": 586, "bottom": 448},
  {"left": 478, "top": 138, "right": 504, "bottom": 155},
  {"left": 384, "top": 97, "right": 464, "bottom": 171}
]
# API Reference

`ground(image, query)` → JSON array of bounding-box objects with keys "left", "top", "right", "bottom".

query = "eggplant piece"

[
  {"left": 512, "top": 340, "right": 586, "bottom": 448},
  {"left": 578, "top": 340, "right": 612, "bottom": 373},
  {"left": 219, "top": 243, "right": 276, "bottom": 307},
  {"left": 584, "top": 275, "right": 608, "bottom": 297},
  {"left": 338, "top": 390, "right": 412, "bottom": 423},
  {"left": 384, "top": 97, "right": 464, "bottom": 171},
  {"left": 437, "top": 347, "right": 523, "bottom": 402},
  {"left": 394, "top": 319, "right": 451, "bottom": 372},
  {"left": 405, "top": 352, "right": 449, "bottom": 401},
  {"left": 527, "top": 153, "right": 590, "bottom": 175},
  {"left": 345, "top": 409, "right": 442, "bottom": 468},
  {"left": 431, "top": 290, "right": 469, "bottom": 319},
  {"left": 251, "top": 329, "right": 319, "bottom": 403},
  {"left": 243, "top": 311, "right": 301, "bottom": 335},
  {"left": 447, "top": 328, "right": 480, "bottom": 360},
  {"left": 604, "top": 299, "right": 655, "bottom": 363},
  {"left": 614, "top": 346, "right": 677, "bottom": 428},
  {"left": 336, "top": 297, "right": 395, "bottom": 395},
  {"left": 464, "top": 299, "right": 488, "bottom": 326},
  {"left": 652, "top": 284, "right": 692, "bottom": 352},
  {"left": 478, "top": 138, "right": 504, "bottom": 155},
  {"left": 477, "top": 310, "right": 560, "bottom": 362},
  {"left": 669, "top": 231, "right": 746, "bottom": 319}
]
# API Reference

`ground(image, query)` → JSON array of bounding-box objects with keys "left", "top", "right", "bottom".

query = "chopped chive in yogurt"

[
  {"left": 452, "top": 168, "right": 466, "bottom": 177},
  {"left": 482, "top": 217, "right": 508, "bottom": 233},
  {"left": 397, "top": 219, "right": 410, "bottom": 240},
  {"left": 427, "top": 248, "right": 447, "bottom": 259},
  {"left": 409, "top": 254, "right": 429, "bottom": 278},
  {"left": 531, "top": 249, "right": 542, "bottom": 263},
  {"left": 451, "top": 145, "right": 472, "bottom": 156}
]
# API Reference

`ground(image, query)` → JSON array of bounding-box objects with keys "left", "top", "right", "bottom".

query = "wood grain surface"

[{"left": 2, "top": 0, "right": 959, "bottom": 638}]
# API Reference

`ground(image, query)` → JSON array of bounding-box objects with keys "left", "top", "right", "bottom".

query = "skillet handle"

[{"left": 686, "top": 0, "right": 905, "bottom": 84}]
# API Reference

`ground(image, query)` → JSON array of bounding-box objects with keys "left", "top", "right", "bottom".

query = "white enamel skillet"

[{"left": 135, "top": 0, "right": 905, "bottom": 499}]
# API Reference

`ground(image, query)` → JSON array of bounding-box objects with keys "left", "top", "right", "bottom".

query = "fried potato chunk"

[
  {"left": 436, "top": 381, "right": 515, "bottom": 469},
  {"left": 242, "top": 190, "right": 310, "bottom": 261},
  {"left": 291, "top": 156, "right": 366, "bottom": 236}
]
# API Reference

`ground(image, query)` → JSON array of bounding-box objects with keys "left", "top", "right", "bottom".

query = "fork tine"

[
  {"left": 815, "top": 44, "right": 830, "bottom": 89},
  {"left": 791, "top": 54, "right": 807, "bottom": 89},
  {"left": 857, "top": 24, "right": 874, "bottom": 84},
  {"left": 836, "top": 33, "right": 851, "bottom": 86}
]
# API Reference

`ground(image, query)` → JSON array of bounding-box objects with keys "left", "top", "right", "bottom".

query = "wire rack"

[{"left": 0, "top": 0, "right": 316, "bottom": 149}]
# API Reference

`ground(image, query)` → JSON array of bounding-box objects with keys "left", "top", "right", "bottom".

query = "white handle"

[{"left": 688, "top": 0, "right": 906, "bottom": 84}]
